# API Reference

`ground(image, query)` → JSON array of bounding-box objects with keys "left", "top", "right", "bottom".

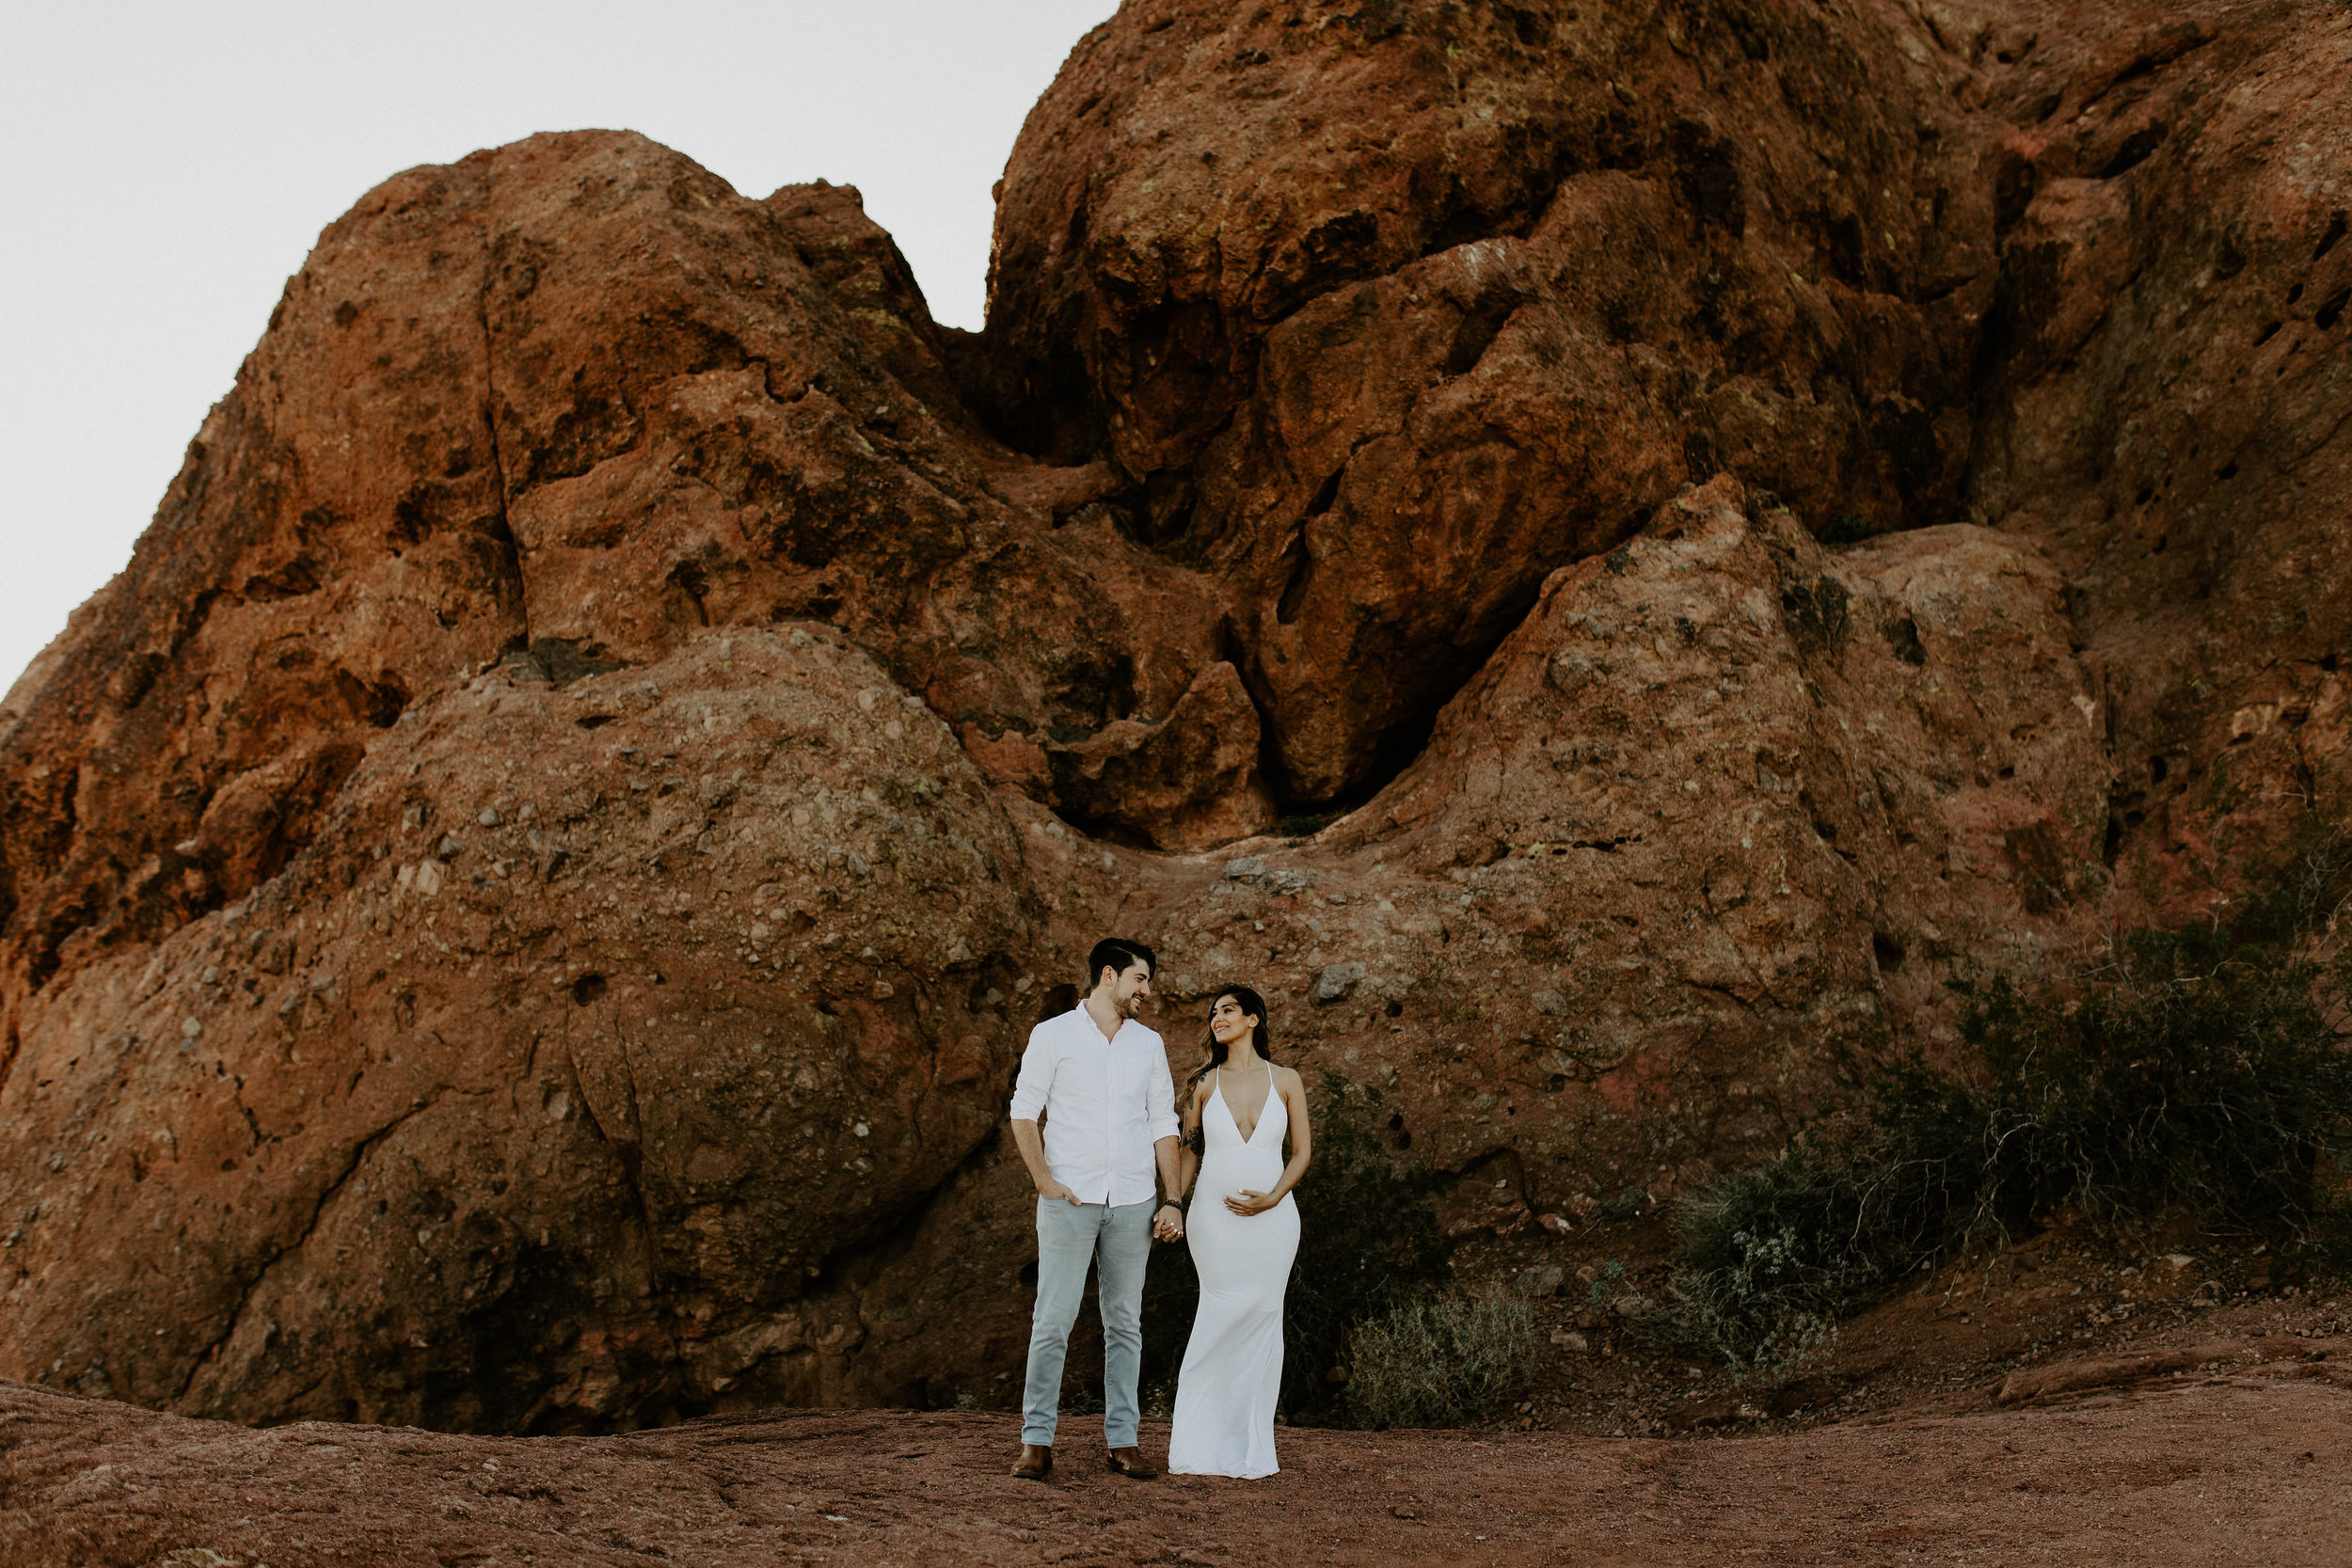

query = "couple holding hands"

[{"left": 1008, "top": 938, "right": 1312, "bottom": 1481}]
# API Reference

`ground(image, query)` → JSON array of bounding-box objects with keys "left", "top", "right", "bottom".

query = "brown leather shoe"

[
  {"left": 1011, "top": 1443, "right": 1053, "bottom": 1480},
  {"left": 1105, "top": 1446, "right": 1159, "bottom": 1479}
]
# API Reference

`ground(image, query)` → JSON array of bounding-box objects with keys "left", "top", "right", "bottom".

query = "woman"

[{"left": 1167, "top": 984, "right": 1311, "bottom": 1479}]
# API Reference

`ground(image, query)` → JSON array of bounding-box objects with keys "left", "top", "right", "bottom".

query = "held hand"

[
  {"left": 1152, "top": 1204, "right": 1185, "bottom": 1242},
  {"left": 1224, "top": 1188, "right": 1279, "bottom": 1217},
  {"left": 1037, "top": 1180, "right": 1082, "bottom": 1207}
]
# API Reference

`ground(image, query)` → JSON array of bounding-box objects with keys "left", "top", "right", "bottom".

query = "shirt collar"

[{"left": 1069, "top": 1004, "right": 1131, "bottom": 1044}]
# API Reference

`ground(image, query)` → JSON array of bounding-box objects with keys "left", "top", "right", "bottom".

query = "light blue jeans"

[{"left": 1023, "top": 1196, "right": 1154, "bottom": 1449}]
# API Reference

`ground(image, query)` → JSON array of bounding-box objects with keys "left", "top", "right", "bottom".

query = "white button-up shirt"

[{"left": 1009, "top": 1006, "right": 1180, "bottom": 1207}]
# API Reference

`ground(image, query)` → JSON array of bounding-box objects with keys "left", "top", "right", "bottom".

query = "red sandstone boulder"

[
  {"left": 2, "top": 630, "right": 1049, "bottom": 1428},
  {"left": 977, "top": 0, "right": 2004, "bottom": 800},
  {"left": 0, "top": 130, "right": 1264, "bottom": 1037},
  {"left": 0, "top": 127, "right": 1258, "bottom": 1425},
  {"left": 1115, "top": 479, "right": 2107, "bottom": 1202}
]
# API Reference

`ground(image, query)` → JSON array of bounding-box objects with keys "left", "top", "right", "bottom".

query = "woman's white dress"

[{"left": 1168, "top": 1056, "right": 1298, "bottom": 1479}]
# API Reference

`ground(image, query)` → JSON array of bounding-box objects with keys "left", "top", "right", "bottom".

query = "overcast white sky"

[{"left": 0, "top": 0, "right": 1117, "bottom": 698}]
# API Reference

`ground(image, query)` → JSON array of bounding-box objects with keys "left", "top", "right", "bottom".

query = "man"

[{"left": 1007, "top": 937, "right": 1186, "bottom": 1481}]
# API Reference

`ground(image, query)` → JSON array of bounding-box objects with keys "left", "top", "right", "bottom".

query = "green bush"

[
  {"left": 1646, "top": 884, "right": 2352, "bottom": 1369},
  {"left": 1343, "top": 1288, "right": 1539, "bottom": 1430},
  {"left": 1953, "top": 969, "right": 2352, "bottom": 1232},
  {"left": 1141, "top": 1071, "right": 1449, "bottom": 1420}
]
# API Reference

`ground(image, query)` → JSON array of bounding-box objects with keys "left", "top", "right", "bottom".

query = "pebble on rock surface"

[
  {"left": 1516, "top": 1265, "right": 1566, "bottom": 1299},
  {"left": 1314, "top": 963, "right": 1366, "bottom": 1005}
]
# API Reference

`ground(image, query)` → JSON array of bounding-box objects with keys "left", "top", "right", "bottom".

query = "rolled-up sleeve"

[
  {"left": 1145, "top": 1046, "right": 1179, "bottom": 1144},
  {"left": 1009, "top": 1022, "right": 1057, "bottom": 1122}
]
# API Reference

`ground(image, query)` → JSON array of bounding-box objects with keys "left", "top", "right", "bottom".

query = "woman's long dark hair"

[{"left": 1189, "top": 984, "right": 1272, "bottom": 1087}]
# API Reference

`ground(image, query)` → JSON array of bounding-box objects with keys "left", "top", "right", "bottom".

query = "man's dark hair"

[{"left": 1088, "top": 937, "right": 1157, "bottom": 989}]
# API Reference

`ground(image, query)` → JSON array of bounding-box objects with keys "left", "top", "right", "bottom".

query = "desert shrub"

[
  {"left": 1343, "top": 1288, "right": 1539, "bottom": 1430},
  {"left": 1141, "top": 1072, "right": 1449, "bottom": 1420},
  {"left": 1951, "top": 969, "right": 2352, "bottom": 1232},
  {"left": 1634, "top": 1043, "right": 2017, "bottom": 1370},
  {"left": 1647, "top": 872, "right": 2352, "bottom": 1369}
]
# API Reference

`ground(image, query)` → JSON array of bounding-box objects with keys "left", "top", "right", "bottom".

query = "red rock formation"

[
  {"left": 1115, "top": 478, "right": 2108, "bottom": 1228},
  {"left": 1, "top": 0, "right": 2347, "bottom": 1428},
  {"left": 1960, "top": 1, "right": 2352, "bottom": 914},
  {"left": 0, "top": 130, "right": 1254, "bottom": 1426},
  {"left": 977, "top": 0, "right": 2005, "bottom": 800}
]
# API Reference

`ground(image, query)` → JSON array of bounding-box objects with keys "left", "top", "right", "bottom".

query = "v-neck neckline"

[{"left": 1217, "top": 1059, "right": 1272, "bottom": 1145}]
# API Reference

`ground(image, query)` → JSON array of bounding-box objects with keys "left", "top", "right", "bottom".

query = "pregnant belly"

[{"left": 1197, "top": 1148, "right": 1285, "bottom": 1199}]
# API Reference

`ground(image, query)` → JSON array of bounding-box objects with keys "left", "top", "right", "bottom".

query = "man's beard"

[{"left": 1120, "top": 990, "right": 1150, "bottom": 1020}]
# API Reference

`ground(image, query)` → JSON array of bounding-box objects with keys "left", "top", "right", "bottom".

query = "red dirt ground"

[
  {"left": 7, "top": 1346, "right": 2349, "bottom": 1567},
  {"left": 10, "top": 1219, "right": 2348, "bottom": 1565}
]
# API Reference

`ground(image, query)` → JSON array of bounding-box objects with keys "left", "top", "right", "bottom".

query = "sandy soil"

[{"left": 7, "top": 1351, "right": 2349, "bottom": 1568}]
